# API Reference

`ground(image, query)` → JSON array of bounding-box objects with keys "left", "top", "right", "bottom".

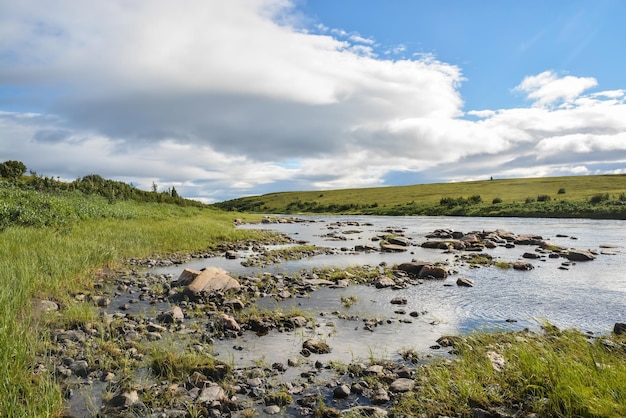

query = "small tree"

[{"left": 0, "top": 160, "right": 27, "bottom": 179}]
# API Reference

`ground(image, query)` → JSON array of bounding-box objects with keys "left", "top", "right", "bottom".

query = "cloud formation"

[{"left": 1, "top": 0, "right": 625, "bottom": 202}]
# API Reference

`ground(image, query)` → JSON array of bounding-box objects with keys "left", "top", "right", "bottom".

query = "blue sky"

[{"left": 1, "top": 0, "right": 625, "bottom": 202}]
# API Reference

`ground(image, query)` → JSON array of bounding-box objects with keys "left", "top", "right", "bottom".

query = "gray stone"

[
  {"left": 197, "top": 385, "right": 225, "bottom": 404},
  {"left": 344, "top": 406, "right": 388, "bottom": 417},
  {"left": 217, "top": 313, "right": 240, "bottom": 332},
  {"left": 263, "top": 405, "right": 281, "bottom": 415},
  {"left": 69, "top": 360, "right": 89, "bottom": 378},
  {"left": 418, "top": 265, "right": 448, "bottom": 279},
  {"left": 614, "top": 323, "right": 626, "bottom": 335},
  {"left": 566, "top": 249, "right": 596, "bottom": 261},
  {"left": 183, "top": 268, "right": 241, "bottom": 298},
  {"left": 374, "top": 276, "right": 395, "bottom": 288},
  {"left": 389, "top": 378, "right": 415, "bottom": 393},
  {"left": 158, "top": 306, "right": 184, "bottom": 323},
  {"left": 456, "top": 277, "right": 474, "bottom": 287},
  {"left": 333, "top": 384, "right": 351, "bottom": 399}
]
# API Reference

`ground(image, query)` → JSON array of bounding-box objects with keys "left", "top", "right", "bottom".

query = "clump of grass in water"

[{"left": 393, "top": 325, "right": 626, "bottom": 417}]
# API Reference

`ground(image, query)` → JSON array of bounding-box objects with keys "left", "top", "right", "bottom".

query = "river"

[{"left": 149, "top": 215, "right": 625, "bottom": 366}]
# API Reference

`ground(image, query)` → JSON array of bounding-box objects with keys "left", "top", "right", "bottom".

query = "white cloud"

[
  {"left": 514, "top": 70, "right": 598, "bottom": 107},
  {"left": 1, "top": 1, "right": 625, "bottom": 202}
]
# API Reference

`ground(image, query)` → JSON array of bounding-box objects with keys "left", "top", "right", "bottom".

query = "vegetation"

[
  {"left": 393, "top": 325, "right": 626, "bottom": 417},
  {"left": 214, "top": 174, "right": 626, "bottom": 219},
  {"left": 0, "top": 166, "right": 269, "bottom": 416}
]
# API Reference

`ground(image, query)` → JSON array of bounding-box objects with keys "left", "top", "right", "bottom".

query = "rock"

[
  {"left": 386, "top": 236, "right": 411, "bottom": 246},
  {"left": 197, "top": 385, "right": 225, "bottom": 404},
  {"left": 263, "top": 405, "right": 281, "bottom": 415},
  {"left": 344, "top": 406, "right": 388, "bottom": 417},
  {"left": 512, "top": 261, "right": 533, "bottom": 271},
  {"left": 283, "top": 316, "right": 308, "bottom": 329},
  {"left": 456, "top": 277, "right": 474, "bottom": 287},
  {"left": 217, "top": 313, "right": 241, "bottom": 332},
  {"left": 418, "top": 265, "right": 448, "bottom": 279},
  {"left": 389, "top": 378, "right": 415, "bottom": 393},
  {"left": 224, "top": 250, "right": 238, "bottom": 259},
  {"left": 396, "top": 262, "right": 425, "bottom": 276},
  {"left": 107, "top": 390, "right": 140, "bottom": 408},
  {"left": 69, "top": 360, "right": 89, "bottom": 378},
  {"left": 224, "top": 299, "right": 245, "bottom": 310},
  {"left": 486, "top": 350, "right": 505, "bottom": 372},
  {"left": 371, "top": 387, "right": 390, "bottom": 404},
  {"left": 514, "top": 234, "right": 544, "bottom": 245},
  {"left": 566, "top": 249, "right": 596, "bottom": 261},
  {"left": 522, "top": 252, "right": 541, "bottom": 259},
  {"left": 183, "top": 268, "right": 241, "bottom": 298},
  {"left": 35, "top": 299, "right": 59, "bottom": 313},
  {"left": 176, "top": 268, "right": 202, "bottom": 286},
  {"left": 364, "top": 364, "right": 384, "bottom": 376},
  {"left": 302, "top": 339, "right": 331, "bottom": 354},
  {"left": 157, "top": 306, "right": 185, "bottom": 324},
  {"left": 333, "top": 384, "right": 351, "bottom": 399},
  {"left": 374, "top": 276, "right": 395, "bottom": 288},
  {"left": 380, "top": 241, "right": 407, "bottom": 252},
  {"left": 390, "top": 297, "right": 407, "bottom": 305},
  {"left": 614, "top": 323, "right": 626, "bottom": 335}
]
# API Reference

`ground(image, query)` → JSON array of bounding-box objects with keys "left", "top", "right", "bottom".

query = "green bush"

[
  {"left": 537, "top": 194, "right": 551, "bottom": 202},
  {"left": 492, "top": 197, "right": 502, "bottom": 204},
  {"left": 558, "top": 188, "right": 566, "bottom": 194}
]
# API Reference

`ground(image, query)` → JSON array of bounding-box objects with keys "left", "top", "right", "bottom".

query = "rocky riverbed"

[{"left": 36, "top": 219, "right": 621, "bottom": 417}]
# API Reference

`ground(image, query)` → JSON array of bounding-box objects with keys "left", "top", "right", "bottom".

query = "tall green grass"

[
  {"left": 394, "top": 327, "right": 626, "bottom": 417},
  {"left": 0, "top": 195, "right": 267, "bottom": 416}
]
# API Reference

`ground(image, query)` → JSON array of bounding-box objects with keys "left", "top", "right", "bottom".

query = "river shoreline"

[{"left": 40, "top": 216, "right": 625, "bottom": 417}]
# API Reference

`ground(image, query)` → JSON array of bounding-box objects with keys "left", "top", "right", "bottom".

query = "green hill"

[{"left": 214, "top": 174, "right": 626, "bottom": 219}]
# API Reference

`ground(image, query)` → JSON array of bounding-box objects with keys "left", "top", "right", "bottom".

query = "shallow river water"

[{"left": 148, "top": 215, "right": 625, "bottom": 367}]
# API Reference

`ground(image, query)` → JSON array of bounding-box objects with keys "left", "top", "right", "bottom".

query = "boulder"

[
  {"left": 396, "top": 262, "right": 425, "bottom": 276},
  {"left": 386, "top": 235, "right": 411, "bottom": 246},
  {"left": 380, "top": 241, "right": 407, "bottom": 252},
  {"left": 183, "top": 268, "right": 241, "bottom": 298},
  {"left": 197, "top": 385, "right": 226, "bottom": 404},
  {"left": 614, "top": 323, "right": 626, "bottom": 335},
  {"left": 389, "top": 378, "right": 415, "bottom": 393},
  {"left": 157, "top": 306, "right": 184, "bottom": 324},
  {"left": 512, "top": 261, "right": 534, "bottom": 271},
  {"left": 456, "top": 277, "right": 474, "bottom": 287},
  {"left": 374, "top": 276, "right": 395, "bottom": 288},
  {"left": 333, "top": 384, "right": 351, "bottom": 399},
  {"left": 566, "top": 249, "right": 596, "bottom": 262},
  {"left": 418, "top": 265, "right": 448, "bottom": 279},
  {"left": 217, "top": 313, "right": 240, "bottom": 332},
  {"left": 302, "top": 339, "right": 331, "bottom": 354},
  {"left": 176, "top": 268, "right": 202, "bottom": 286}
]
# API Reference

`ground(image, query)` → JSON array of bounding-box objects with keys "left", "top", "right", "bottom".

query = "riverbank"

[{"left": 42, "top": 238, "right": 626, "bottom": 417}]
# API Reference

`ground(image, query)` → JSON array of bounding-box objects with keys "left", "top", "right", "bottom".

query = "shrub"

[
  {"left": 492, "top": 197, "right": 502, "bottom": 204},
  {"left": 589, "top": 193, "right": 610, "bottom": 204},
  {"left": 558, "top": 188, "right": 566, "bottom": 194},
  {"left": 537, "top": 194, "right": 551, "bottom": 202},
  {"left": 468, "top": 195, "right": 482, "bottom": 204},
  {"left": 525, "top": 197, "right": 535, "bottom": 204}
]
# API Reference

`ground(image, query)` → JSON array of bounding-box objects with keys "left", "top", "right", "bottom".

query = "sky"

[{"left": 1, "top": 0, "right": 625, "bottom": 203}]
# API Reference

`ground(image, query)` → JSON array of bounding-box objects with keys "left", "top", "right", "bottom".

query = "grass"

[
  {"left": 0, "top": 194, "right": 269, "bottom": 416},
  {"left": 214, "top": 173, "right": 626, "bottom": 219},
  {"left": 393, "top": 325, "right": 626, "bottom": 417}
]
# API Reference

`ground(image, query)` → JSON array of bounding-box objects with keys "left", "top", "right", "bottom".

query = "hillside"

[{"left": 214, "top": 174, "right": 626, "bottom": 219}]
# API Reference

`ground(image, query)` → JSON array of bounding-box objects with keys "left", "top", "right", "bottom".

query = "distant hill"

[{"left": 213, "top": 174, "right": 626, "bottom": 219}]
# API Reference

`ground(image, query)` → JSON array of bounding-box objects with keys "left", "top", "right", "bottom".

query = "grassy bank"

[
  {"left": 0, "top": 196, "right": 268, "bottom": 416},
  {"left": 214, "top": 174, "right": 626, "bottom": 219},
  {"left": 394, "top": 326, "right": 626, "bottom": 417}
]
